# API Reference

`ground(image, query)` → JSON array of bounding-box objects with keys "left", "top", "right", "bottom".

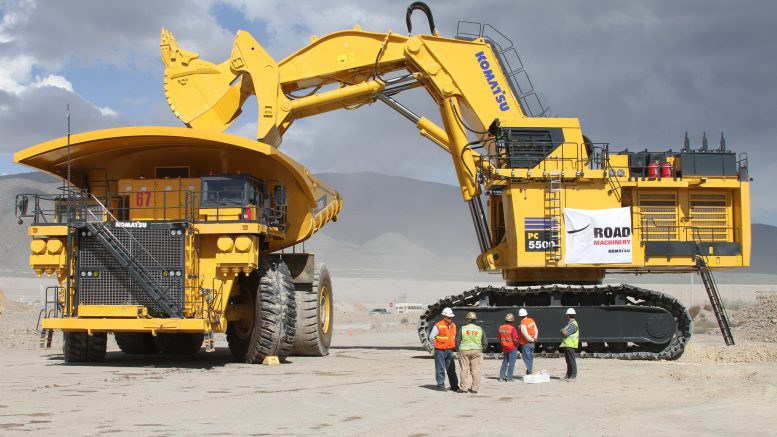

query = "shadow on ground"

[
  {"left": 43, "top": 347, "right": 247, "bottom": 370},
  {"left": 330, "top": 345, "right": 426, "bottom": 351}
]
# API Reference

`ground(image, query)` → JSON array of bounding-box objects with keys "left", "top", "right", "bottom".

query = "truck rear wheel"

[
  {"left": 227, "top": 258, "right": 296, "bottom": 363},
  {"left": 292, "top": 262, "right": 333, "bottom": 356},
  {"left": 154, "top": 333, "right": 204, "bottom": 355},
  {"left": 114, "top": 333, "right": 159, "bottom": 355},
  {"left": 63, "top": 332, "right": 107, "bottom": 363}
]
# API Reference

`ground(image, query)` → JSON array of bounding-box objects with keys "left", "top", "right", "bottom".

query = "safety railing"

[
  {"left": 633, "top": 224, "right": 739, "bottom": 244},
  {"left": 15, "top": 189, "right": 287, "bottom": 230},
  {"left": 36, "top": 286, "right": 63, "bottom": 329},
  {"left": 481, "top": 140, "right": 612, "bottom": 176},
  {"left": 737, "top": 153, "right": 750, "bottom": 181},
  {"left": 456, "top": 21, "right": 549, "bottom": 117}
]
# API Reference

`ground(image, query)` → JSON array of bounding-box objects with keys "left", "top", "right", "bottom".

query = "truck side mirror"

[
  {"left": 16, "top": 195, "right": 29, "bottom": 216},
  {"left": 274, "top": 185, "right": 287, "bottom": 207}
]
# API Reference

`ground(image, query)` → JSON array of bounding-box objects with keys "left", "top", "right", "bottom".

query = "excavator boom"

[{"left": 160, "top": 22, "right": 540, "bottom": 201}]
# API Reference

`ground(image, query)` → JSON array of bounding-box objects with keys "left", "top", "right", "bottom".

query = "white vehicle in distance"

[{"left": 394, "top": 303, "right": 425, "bottom": 314}]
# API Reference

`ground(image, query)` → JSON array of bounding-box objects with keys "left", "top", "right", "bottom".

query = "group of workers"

[{"left": 429, "top": 307, "right": 579, "bottom": 392}]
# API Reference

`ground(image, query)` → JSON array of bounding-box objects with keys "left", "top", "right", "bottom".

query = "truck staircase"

[
  {"left": 36, "top": 286, "right": 62, "bottom": 349},
  {"left": 544, "top": 172, "right": 562, "bottom": 264},
  {"left": 695, "top": 254, "right": 735, "bottom": 346},
  {"left": 82, "top": 197, "right": 181, "bottom": 318}
]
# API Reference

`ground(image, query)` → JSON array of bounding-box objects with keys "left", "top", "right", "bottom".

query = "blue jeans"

[
  {"left": 434, "top": 349, "right": 459, "bottom": 389},
  {"left": 520, "top": 343, "right": 535, "bottom": 374},
  {"left": 499, "top": 349, "right": 518, "bottom": 380}
]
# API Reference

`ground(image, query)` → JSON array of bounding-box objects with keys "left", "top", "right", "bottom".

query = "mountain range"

[{"left": 0, "top": 171, "right": 775, "bottom": 282}]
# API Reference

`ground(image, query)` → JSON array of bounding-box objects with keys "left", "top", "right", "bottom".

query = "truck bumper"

[{"left": 41, "top": 317, "right": 216, "bottom": 333}]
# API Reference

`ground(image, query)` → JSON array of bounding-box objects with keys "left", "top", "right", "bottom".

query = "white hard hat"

[
  {"left": 518, "top": 308, "right": 528, "bottom": 317},
  {"left": 441, "top": 307, "right": 454, "bottom": 317},
  {"left": 566, "top": 308, "right": 577, "bottom": 315}
]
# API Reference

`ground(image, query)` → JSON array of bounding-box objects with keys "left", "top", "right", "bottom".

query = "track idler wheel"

[
  {"left": 115, "top": 333, "right": 159, "bottom": 355},
  {"left": 63, "top": 332, "right": 107, "bottom": 363},
  {"left": 291, "top": 263, "right": 333, "bottom": 357}
]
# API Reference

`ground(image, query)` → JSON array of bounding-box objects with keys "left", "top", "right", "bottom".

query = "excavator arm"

[{"left": 160, "top": 14, "right": 529, "bottom": 201}]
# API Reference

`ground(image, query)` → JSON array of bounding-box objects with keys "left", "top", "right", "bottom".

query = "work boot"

[{"left": 436, "top": 385, "right": 447, "bottom": 391}]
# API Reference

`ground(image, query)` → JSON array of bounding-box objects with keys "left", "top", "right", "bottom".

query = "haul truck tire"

[
  {"left": 63, "top": 332, "right": 107, "bottom": 363},
  {"left": 154, "top": 333, "right": 204, "bottom": 355},
  {"left": 115, "top": 333, "right": 159, "bottom": 355},
  {"left": 227, "top": 258, "right": 296, "bottom": 363},
  {"left": 292, "top": 262, "right": 333, "bottom": 356}
]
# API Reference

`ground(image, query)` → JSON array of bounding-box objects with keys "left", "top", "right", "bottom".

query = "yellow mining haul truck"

[{"left": 15, "top": 126, "right": 341, "bottom": 363}]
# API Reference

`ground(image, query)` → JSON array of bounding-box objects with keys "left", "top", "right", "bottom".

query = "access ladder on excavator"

[{"left": 695, "top": 254, "right": 735, "bottom": 345}]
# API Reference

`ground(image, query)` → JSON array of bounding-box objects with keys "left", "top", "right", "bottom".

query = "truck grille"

[{"left": 76, "top": 223, "right": 185, "bottom": 316}]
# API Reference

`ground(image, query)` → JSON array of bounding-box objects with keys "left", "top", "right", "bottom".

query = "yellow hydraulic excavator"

[
  {"left": 156, "top": 2, "right": 750, "bottom": 359},
  {"left": 18, "top": 2, "right": 748, "bottom": 363}
]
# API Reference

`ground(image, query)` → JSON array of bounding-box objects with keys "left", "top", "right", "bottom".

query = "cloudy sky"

[{"left": 0, "top": 0, "right": 775, "bottom": 223}]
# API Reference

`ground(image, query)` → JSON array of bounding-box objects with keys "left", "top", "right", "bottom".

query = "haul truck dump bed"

[{"left": 15, "top": 126, "right": 341, "bottom": 363}]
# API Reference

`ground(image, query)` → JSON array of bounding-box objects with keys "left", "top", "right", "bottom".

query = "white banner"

[{"left": 564, "top": 207, "right": 633, "bottom": 264}]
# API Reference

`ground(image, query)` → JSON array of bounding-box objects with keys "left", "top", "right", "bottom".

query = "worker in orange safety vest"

[
  {"left": 498, "top": 313, "right": 520, "bottom": 382},
  {"left": 428, "top": 307, "right": 459, "bottom": 391},
  {"left": 518, "top": 307, "right": 539, "bottom": 375}
]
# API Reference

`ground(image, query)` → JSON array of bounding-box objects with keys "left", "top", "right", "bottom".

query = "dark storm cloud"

[
  {"left": 0, "top": 0, "right": 232, "bottom": 70},
  {"left": 0, "top": 0, "right": 232, "bottom": 156},
  {"left": 0, "top": 0, "right": 774, "bottom": 221},
  {"left": 0, "top": 86, "right": 125, "bottom": 152},
  {"left": 230, "top": 0, "right": 777, "bottom": 221}
]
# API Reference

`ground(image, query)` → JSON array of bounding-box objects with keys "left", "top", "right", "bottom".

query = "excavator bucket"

[{"left": 160, "top": 28, "right": 244, "bottom": 132}]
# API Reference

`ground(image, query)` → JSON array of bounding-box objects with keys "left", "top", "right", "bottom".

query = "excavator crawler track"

[{"left": 418, "top": 284, "right": 691, "bottom": 360}]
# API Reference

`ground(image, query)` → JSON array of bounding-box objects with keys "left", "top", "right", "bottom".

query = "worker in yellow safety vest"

[
  {"left": 429, "top": 307, "right": 459, "bottom": 392},
  {"left": 560, "top": 308, "right": 579, "bottom": 381},
  {"left": 455, "top": 312, "right": 488, "bottom": 393}
]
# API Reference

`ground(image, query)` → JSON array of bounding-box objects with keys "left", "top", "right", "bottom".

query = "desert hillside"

[{"left": 1, "top": 171, "right": 775, "bottom": 282}]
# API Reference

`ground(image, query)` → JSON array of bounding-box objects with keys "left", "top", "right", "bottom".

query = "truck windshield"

[{"left": 201, "top": 177, "right": 248, "bottom": 207}]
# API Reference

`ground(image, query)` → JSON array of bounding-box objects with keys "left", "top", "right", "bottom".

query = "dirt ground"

[
  {"left": 1, "top": 277, "right": 777, "bottom": 436},
  {"left": 1, "top": 325, "right": 776, "bottom": 435}
]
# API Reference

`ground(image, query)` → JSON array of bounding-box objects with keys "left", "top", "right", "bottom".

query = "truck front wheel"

[
  {"left": 63, "top": 332, "right": 107, "bottom": 363},
  {"left": 227, "top": 258, "right": 296, "bottom": 363}
]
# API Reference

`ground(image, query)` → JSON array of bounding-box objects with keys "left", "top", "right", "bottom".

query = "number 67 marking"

[{"left": 136, "top": 192, "right": 152, "bottom": 207}]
